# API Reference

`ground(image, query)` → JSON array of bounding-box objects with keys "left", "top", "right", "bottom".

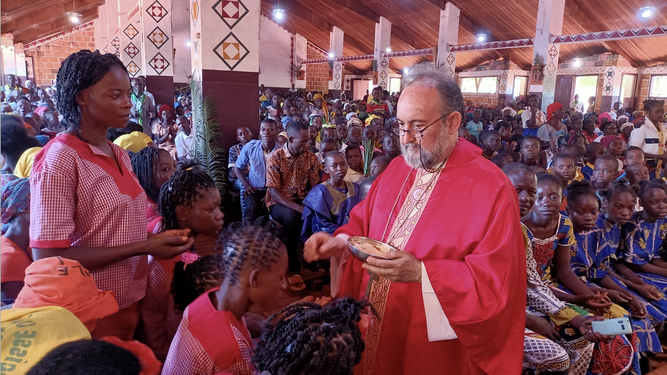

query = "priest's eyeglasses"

[{"left": 392, "top": 114, "right": 448, "bottom": 139}]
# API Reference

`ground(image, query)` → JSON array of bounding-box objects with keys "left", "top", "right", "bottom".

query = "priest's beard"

[{"left": 401, "top": 126, "right": 450, "bottom": 170}]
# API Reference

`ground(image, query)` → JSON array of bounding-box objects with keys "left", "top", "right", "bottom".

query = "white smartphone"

[{"left": 591, "top": 318, "right": 632, "bottom": 336}]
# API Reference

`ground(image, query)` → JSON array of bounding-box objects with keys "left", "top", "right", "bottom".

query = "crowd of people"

[{"left": 1, "top": 48, "right": 667, "bottom": 375}]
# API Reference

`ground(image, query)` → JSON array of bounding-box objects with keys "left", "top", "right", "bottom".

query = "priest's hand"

[
  {"left": 363, "top": 250, "right": 421, "bottom": 284},
  {"left": 304, "top": 232, "right": 347, "bottom": 262}
]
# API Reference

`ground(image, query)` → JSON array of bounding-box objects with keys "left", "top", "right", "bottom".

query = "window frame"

[
  {"left": 459, "top": 76, "right": 499, "bottom": 94},
  {"left": 649, "top": 74, "right": 667, "bottom": 99}
]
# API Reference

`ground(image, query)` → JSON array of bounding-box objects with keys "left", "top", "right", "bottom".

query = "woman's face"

[
  {"left": 647, "top": 103, "right": 665, "bottom": 125},
  {"left": 161, "top": 109, "right": 173, "bottom": 124},
  {"left": 605, "top": 191, "right": 635, "bottom": 225},
  {"left": 155, "top": 150, "right": 176, "bottom": 189},
  {"left": 78, "top": 66, "right": 133, "bottom": 129},
  {"left": 181, "top": 187, "right": 224, "bottom": 237}
]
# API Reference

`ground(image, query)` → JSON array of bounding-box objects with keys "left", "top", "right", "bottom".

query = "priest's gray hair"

[{"left": 402, "top": 63, "right": 464, "bottom": 118}]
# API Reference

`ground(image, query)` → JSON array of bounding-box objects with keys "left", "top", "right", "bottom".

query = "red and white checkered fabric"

[{"left": 30, "top": 135, "right": 148, "bottom": 309}]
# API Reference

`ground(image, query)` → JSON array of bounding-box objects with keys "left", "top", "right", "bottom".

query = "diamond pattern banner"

[
  {"left": 148, "top": 26, "right": 169, "bottom": 49},
  {"left": 123, "top": 24, "right": 139, "bottom": 40},
  {"left": 212, "top": 0, "right": 248, "bottom": 29},
  {"left": 149, "top": 53, "right": 171, "bottom": 75},
  {"left": 124, "top": 42, "right": 140, "bottom": 58},
  {"left": 146, "top": 0, "right": 168, "bottom": 23},
  {"left": 111, "top": 37, "right": 120, "bottom": 49},
  {"left": 213, "top": 32, "right": 249, "bottom": 70},
  {"left": 126, "top": 61, "right": 140, "bottom": 76}
]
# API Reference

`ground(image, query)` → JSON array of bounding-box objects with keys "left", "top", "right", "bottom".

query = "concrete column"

[
  {"left": 437, "top": 3, "right": 459, "bottom": 79},
  {"left": 600, "top": 65, "right": 623, "bottom": 112},
  {"left": 294, "top": 34, "right": 307, "bottom": 89},
  {"left": 143, "top": 0, "right": 174, "bottom": 106},
  {"left": 119, "top": 0, "right": 143, "bottom": 78},
  {"left": 373, "top": 16, "right": 391, "bottom": 90},
  {"left": 172, "top": 0, "right": 191, "bottom": 84},
  {"left": 191, "top": 0, "right": 260, "bottom": 148},
  {"left": 530, "top": 0, "right": 565, "bottom": 112},
  {"left": 107, "top": 0, "right": 120, "bottom": 57},
  {"left": 330, "top": 26, "right": 344, "bottom": 97},
  {"left": 95, "top": 3, "right": 109, "bottom": 52},
  {"left": 1, "top": 35, "right": 17, "bottom": 78}
]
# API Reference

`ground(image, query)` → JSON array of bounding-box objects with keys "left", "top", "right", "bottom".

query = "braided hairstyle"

[
  {"left": 171, "top": 254, "right": 223, "bottom": 311},
  {"left": 253, "top": 297, "right": 371, "bottom": 375},
  {"left": 598, "top": 178, "right": 637, "bottom": 202},
  {"left": 566, "top": 180, "right": 597, "bottom": 208},
  {"left": 131, "top": 147, "right": 165, "bottom": 203},
  {"left": 157, "top": 161, "right": 215, "bottom": 232},
  {"left": 55, "top": 50, "right": 127, "bottom": 129},
  {"left": 217, "top": 219, "right": 284, "bottom": 286},
  {"left": 637, "top": 179, "right": 667, "bottom": 202}
]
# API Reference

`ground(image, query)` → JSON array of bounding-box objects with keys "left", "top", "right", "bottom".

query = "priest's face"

[{"left": 396, "top": 85, "right": 460, "bottom": 170}]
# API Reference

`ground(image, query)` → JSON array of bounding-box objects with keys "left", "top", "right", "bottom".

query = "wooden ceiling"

[
  {"left": 263, "top": 0, "right": 667, "bottom": 73},
  {"left": 2, "top": 0, "right": 102, "bottom": 44}
]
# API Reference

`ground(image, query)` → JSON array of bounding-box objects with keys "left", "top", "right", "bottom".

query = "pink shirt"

[{"left": 30, "top": 134, "right": 148, "bottom": 309}]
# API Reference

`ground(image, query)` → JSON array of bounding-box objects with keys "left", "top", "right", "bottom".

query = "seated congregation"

[{"left": 1, "top": 47, "right": 667, "bottom": 375}]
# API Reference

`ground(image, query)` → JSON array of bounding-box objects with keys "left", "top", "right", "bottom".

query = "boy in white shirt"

[{"left": 175, "top": 115, "right": 194, "bottom": 161}]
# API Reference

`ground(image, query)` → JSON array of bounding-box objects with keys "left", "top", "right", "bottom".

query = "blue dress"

[
  {"left": 300, "top": 181, "right": 362, "bottom": 241},
  {"left": 571, "top": 215, "right": 664, "bottom": 354},
  {"left": 621, "top": 212, "right": 667, "bottom": 317}
]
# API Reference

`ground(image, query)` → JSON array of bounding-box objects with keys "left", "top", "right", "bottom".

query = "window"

[
  {"left": 513, "top": 76, "right": 528, "bottom": 100},
  {"left": 650, "top": 75, "right": 667, "bottom": 98},
  {"left": 389, "top": 77, "right": 401, "bottom": 94},
  {"left": 460, "top": 77, "right": 498, "bottom": 94},
  {"left": 573, "top": 75, "right": 598, "bottom": 104}
]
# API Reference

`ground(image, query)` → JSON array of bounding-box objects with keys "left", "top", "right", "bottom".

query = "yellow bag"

[{"left": 1, "top": 306, "right": 91, "bottom": 375}]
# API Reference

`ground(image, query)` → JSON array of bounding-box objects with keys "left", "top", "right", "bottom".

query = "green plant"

[
  {"left": 190, "top": 79, "right": 229, "bottom": 204},
  {"left": 362, "top": 139, "right": 374, "bottom": 176}
]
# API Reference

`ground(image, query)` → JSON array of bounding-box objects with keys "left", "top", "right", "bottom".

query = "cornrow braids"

[
  {"left": 157, "top": 161, "right": 215, "bottom": 232},
  {"left": 131, "top": 147, "right": 164, "bottom": 203},
  {"left": 55, "top": 50, "right": 127, "bottom": 129},
  {"left": 217, "top": 219, "right": 284, "bottom": 286},
  {"left": 171, "top": 255, "right": 223, "bottom": 311},
  {"left": 599, "top": 178, "right": 637, "bottom": 202},
  {"left": 253, "top": 297, "right": 371, "bottom": 375}
]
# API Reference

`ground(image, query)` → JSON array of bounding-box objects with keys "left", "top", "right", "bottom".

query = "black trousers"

[
  {"left": 270, "top": 203, "right": 303, "bottom": 273},
  {"left": 242, "top": 189, "right": 268, "bottom": 222}
]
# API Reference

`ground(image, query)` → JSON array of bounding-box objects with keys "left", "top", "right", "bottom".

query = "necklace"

[{"left": 380, "top": 138, "right": 458, "bottom": 243}]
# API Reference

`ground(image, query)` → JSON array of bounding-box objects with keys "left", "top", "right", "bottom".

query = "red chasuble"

[{"left": 335, "top": 139, "right": 526, "bottom": 375}]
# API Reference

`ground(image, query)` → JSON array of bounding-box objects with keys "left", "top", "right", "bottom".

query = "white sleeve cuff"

[{"left": 421, "top": 261, "right": 458, "bottom": 341}]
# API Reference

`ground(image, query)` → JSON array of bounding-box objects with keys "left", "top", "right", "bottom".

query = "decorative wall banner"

[
  {"left": 551, "top": 26, "right": 667, "bottom": 44},
  {"left": 144, "top": 0, "right": 173, "bottom": 76},
  {"left": 448, "top": 38, "right": 533, "bottom": 52},
  {"left": 382, "top": 48, "right": 434, "bottom": 58}
]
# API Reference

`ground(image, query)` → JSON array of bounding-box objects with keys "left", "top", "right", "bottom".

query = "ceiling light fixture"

[
  {"left": 67, "top": 12, "right": 82, "bottom": 23},
  {"left": 573, "top": 58, "right": 582, "bottom": 67},
  {"left": 477, "top": 34, "right": 486, "bottom": 42},
  {"left": 639, "top": 7, "right": 654, "bottom": 18},
  {"left": 186, "top": 40, "right": 192, "bottom": 47},
  {"left": 386, "top": 47, "right": 391, "bottom": 53},
  {"left": 403, "top": 68, "right": 409, "bottom": 74},
  {"left": 328, "top": 52, "right": 334, "bottom": 59},
  {"left": 273, "top": 8, "right": 284, "bottom": 20}
]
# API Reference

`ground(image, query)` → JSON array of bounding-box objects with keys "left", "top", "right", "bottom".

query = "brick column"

[
  {"left": 191, "top": 0, "right": 260, "bottom": 149},
  {"left": 143, "top": 0, "right": 174, "bottom": 107}
]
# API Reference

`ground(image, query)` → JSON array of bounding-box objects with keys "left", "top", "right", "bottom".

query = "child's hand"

[
  {"left": 628, "top": 298, "right": 648, "bottom": 319},
  {"left": 636, "top": 283, "right": 663, "bottom": 301}
]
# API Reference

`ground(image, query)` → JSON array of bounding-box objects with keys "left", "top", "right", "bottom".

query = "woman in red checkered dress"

[{"left": 29, "top": 50, "right": 194, "bottom": 340}]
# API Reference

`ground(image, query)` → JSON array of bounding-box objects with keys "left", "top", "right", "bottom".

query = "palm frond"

[
  {"left": 363, "top": 139, "right": 374, "bottom": 176},
  {"left": 191, "top": 78, "right": 229, "bottom": 204}
]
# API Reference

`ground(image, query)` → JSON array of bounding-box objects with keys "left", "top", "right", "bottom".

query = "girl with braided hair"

[
  {"left": 130, "top": 147, "right": 176, "bottom": 234},
  {"left": 163, "top": 220, "right": 289, "bottom": 375},
  {"left": 253, "top": 297, "right": 370, "bottom": 375},
  {"left": 29, "top": 50, "right": 194, "bottom": 340},
  {"left": 139, "top": 161, "right": 224, "bottom": 361}
]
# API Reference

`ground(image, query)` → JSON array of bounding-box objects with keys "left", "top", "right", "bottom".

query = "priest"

[{"left": 304, "top": 63, "right": 526, "bottom": 375}]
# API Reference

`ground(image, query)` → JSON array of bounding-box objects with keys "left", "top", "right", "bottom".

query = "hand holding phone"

[{"left": 591, "top": 318, "right": 632, "bottom": 336}]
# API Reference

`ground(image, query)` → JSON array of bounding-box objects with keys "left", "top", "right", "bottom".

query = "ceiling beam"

[
  {"left": 3, "top": 0, "right": 103, "bottom": 33},
  {"left": 266, "top": 0, "right": 333, "bottom": 33},
  {"left": 14, "top": 8, "right": 98, "bottom": 44},
  {"left": 2, "top": 0, "right": 71, "bottom": 24},
  {"left": 565, "top": 0, "right": 638, "bottom": 67}
]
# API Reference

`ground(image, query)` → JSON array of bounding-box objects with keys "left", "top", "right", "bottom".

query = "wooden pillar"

[
  {"left": 530, "top": 0, "right": 565, "bottom": 112},
  {"left": 437, "top": 2, "right": 459, "bottom": 79}
]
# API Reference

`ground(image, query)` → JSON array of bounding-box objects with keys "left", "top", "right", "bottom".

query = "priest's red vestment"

[{"left": 335, "top": 139, "right": 526, "bottom": 375}]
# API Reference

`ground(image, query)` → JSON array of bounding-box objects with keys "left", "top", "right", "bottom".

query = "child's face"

[
  {"left": 498, "top": 126, "right": 511, "bottom": 141},
  {"left": 155, "top": 150, "right": 177, "bottom": 189},
  {"left": 336, "top": 124, "right": 347, "bottom": 140},
  {"left": 587, "top": 145, "right": 606, "bottom": 164},
  {"left": 312, "top": 116, "right": 323, "bottom": 129},
  {"left": 180, "top": 188, "right": 224, "bottom": 238},
  {"left": 626, "top": 164, "right": 649, "bottom": 186},
  {"left": 641, "top": 188, "right": 667, "bottom": 221},
  {"left": 272, "top": 95, "right": 282, "bottom": 108},
  {"left": 583, "top": 121, "right": 595, "bottom": 133},
  {"left": 363, "top": 127, "right": 377, "bottom": 143},
  {"left": 348, "top": 126, "right": 362, "bottom": 144},
  {"left": 277, "top": 135, "right": 288, "bottom": 147},
  {"left": 625, "top": 150, "right": 645, "bottom": 166},
  {"left": 370, "top": 159, "right": 388, "bottom": 177},
  {"left": 320, "top": 141, "right": 337, "bottom": 155},
  {"left": 176, "top": 117, "right": 191, "bottom": 134},
  {"left": 483, "top": 134, "right": 502, "bottom": 151},
  {"left": 325, "top": 153, "right": 348, "bottom": 182},
  {"left": 383, "top": 135, "right": 400, "bottom": 156},
  {"left": 533, "top": 181, "right": 562, "bottom": 219},
  {"left": 605, "top": 192, "right": 636, "bottom": 226},
  {"left": 593, "top": 159, "right": 618, "bottom": 189},
  {"left": 473, "top": 110, "right": 482, "bottom": 121},
  {"left": 237, "top": 127, "right": 253, "bottom": 144},
  {"left": 308, "top": 126, "right": 318, "bottom": 142},
  {"left": 322, "top": 128, "right": 337, "bottom": 140},
  {"left": 570, "top": 119, "right": 583, "bottom": 132},
  {"left": 553, "top": 157, "right": 575, "bottom": 182},
  {"left": 458, "top": 128, "right": 471, "bottom": 141},
  {"left": 346, "top": 149, "right": 362, "bottom": 170},
  {"left": 567, "top": 194, "right": 599, "bottom": 232},
  {"left": 251, "top": 247, "right": 289, "bottom": 310},
  {"left": 607, "top": 139, "right": 623, "bottom": 157},
  {"left": 521, "top": 139, "right": 540, "bottom": 161}
]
